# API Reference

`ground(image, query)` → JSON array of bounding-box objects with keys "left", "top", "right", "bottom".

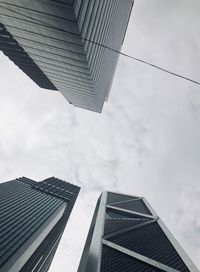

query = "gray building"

[
  {"left": 0, "top": 177, "right": 80, "bottom": 272},
  {"left": 0, "top": 0, "right": 134, "bottom": 112},
  {"left": 78, "top": 191, "right": 199, "bottom": 272}
]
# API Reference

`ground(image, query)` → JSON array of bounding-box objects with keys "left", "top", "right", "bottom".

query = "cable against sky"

[{"left": 0, "top": 3, "right": 200, "bottom": 87}]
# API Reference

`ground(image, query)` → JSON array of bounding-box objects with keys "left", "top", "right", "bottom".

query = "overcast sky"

[{"left": 0, "top": 0, "right": 200, "bottom": 271}]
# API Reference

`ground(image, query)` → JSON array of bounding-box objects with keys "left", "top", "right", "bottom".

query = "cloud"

[{"left": 0, "top": 0, "right": 200, "bottom": 271}]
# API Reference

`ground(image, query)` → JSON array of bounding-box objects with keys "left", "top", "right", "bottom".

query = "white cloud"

[{"left": 0, "top": 0, "right": 200, "bottom": 271}]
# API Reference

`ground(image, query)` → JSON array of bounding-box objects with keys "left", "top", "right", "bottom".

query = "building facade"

[
  {"left": 78, "top": 192, "right": 199, "bottom": 272},
  {"left": 0, "top": 0, "right": 134, "bottom": 112},
  {"left": 0, "top": 176, "right": 80, "bottom": 272}
]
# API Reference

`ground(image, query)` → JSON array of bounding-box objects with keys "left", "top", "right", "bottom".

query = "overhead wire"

[{"left": 0, "top": 3, "right": 200, "bottom": 87}]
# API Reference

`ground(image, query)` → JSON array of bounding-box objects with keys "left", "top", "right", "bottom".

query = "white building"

[{"left": 0, "top": 0, "right": 134, "bottom": 112}]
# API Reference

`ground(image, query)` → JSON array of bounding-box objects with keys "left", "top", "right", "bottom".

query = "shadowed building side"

[
  {"left": 0, "top": 23, "right": 57, "bottom": 90},
  {"left": 0, "top": 177, "right": 80, "bottom": 272},
  {"left": 78, "top": 192, "right": 199, "bottom": 272}
]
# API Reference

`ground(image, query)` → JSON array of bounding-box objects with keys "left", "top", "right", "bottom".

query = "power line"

[
  {"left": 80, "top": 40, "right": 200, "bottom": 86},
  {"left": 0, "top": 3, "right": 200, "bottom": 87}
]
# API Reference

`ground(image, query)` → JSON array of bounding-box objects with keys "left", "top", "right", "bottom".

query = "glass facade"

[
  {"left": 78, "top": 192, "right": 199, "bottom": 272},
  {"left": 0, "top": 177, "right": 80, "bottom": 272}
]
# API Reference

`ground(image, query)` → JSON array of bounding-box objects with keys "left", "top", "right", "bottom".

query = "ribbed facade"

[
  {"left": 0, "top": 0, "right": 134, "bottom": 112},
  {"left": 78, "top": 192, "right": 199, "bottom": 272},
  {"left": 0, "top": 23, "right": 57, "bottom": 90},
  {"left": 0, "top": 177, "right": 80, "bottom": 272}
]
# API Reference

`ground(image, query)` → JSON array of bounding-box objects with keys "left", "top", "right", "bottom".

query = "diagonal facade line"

[
  {"left": 108, "top": 197, "right": 142, "bottom": 206},
  {"left": 102, "top": 239, "right": 180, "bottom": 272},
  {"left": 78, "top": 192, "right": 198, "bottom": 272},
  {"left": 106, "top": 205, "right": 156, "bottom": 219},
  {"left": 103, "top": 218, "right": 157, "bottom": 240}
]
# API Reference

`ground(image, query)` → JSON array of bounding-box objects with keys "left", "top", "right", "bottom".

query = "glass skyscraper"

[
  {"left": 0, "top": 0, "right": 134, "bottom": 112},
  {"left": 78, "top": 191, "right": 199, "bottom": 272},
  {"left": 0, "top": 176, "right": 80, "bottom": 272}
]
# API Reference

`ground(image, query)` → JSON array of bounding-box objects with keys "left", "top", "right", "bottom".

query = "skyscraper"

[
  {"left": 0, "top": 176, "right": 80, "bottom": 272},
  {"left": 0, "top": 0, "right": 134, "bottom": 112},
  {"left": 78, "top": 191, "right": 199, "bottom": 272}
]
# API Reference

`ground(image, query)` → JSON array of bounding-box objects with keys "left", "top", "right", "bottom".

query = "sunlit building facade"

[{"left": 0, "top": 0, "right": 134, "bottom": 112}]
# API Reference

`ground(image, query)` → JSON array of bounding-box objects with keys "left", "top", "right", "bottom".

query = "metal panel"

[
  {"left": 0, "top": 23, "right": 57, "bottom": 90},
  {"left": 0, "top": 0, "right": 134, "bottom": 112}
]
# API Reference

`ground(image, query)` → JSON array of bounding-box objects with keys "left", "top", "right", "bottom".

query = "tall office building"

[
  {"left": 0, "top": 176, "right": 80, "bottom": 272},
  {"left": 0, "top": 0, "right": 134, "bottom": 112},
  {"left": 78, "top": 192, "right": 199, "bottom": 272}
]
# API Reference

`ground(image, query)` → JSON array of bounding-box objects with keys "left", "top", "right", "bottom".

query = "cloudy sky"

[{"left": 0, "top": 0, "right": 200, "bottom": 271}]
